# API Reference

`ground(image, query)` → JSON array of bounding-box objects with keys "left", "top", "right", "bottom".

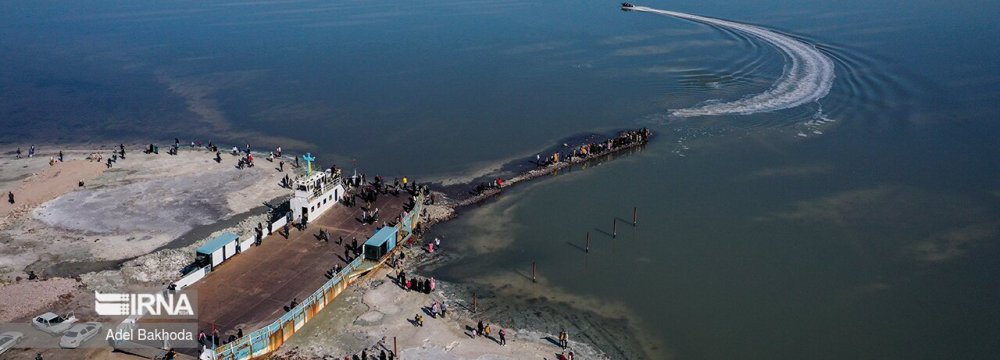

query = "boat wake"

[{"left": 632, "top": 6, "right": 835, "bottom": 117}]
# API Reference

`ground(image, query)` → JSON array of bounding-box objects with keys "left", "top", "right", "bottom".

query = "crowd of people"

[
  {"left": 343, "top": 346, "right": 396, "bottom": 360},
  {"left": 472, "top": 178, "right": 505, "bottom": 196},
  {"left": 537, "top": 128, "right": 652, "bottom": 168},
  {"left": 236, "top": 152, "right": 254, "bottom": 169},
  {"left": 397, "top": 270, "right": 436, "bottom": 294}
]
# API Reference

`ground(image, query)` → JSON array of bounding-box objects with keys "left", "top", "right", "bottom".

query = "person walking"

[
  {"left": 477, "top": 320, "right": 484, "bottom": 337},
  {"left": 440, "top": 301, "right": 447, "bottom": 318},
  {"left": 559, "top": 329, "right": 568, "bottom": 349},
  {"left": 58, "top": 151, "right": 63, "bottom": 162},
  {"left": 15, "top": 148, "right": 21, "bottom": 159},
  {"left": 8, "top": 191, "right": 14, "bottom": 205},
  {"left": 499, "top": 328, "right": 506, "bottom": 346}
]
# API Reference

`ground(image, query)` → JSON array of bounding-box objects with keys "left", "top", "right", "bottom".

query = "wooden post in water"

[
  {"left": 394, "top": 336, "right": 398, "bottom": 358},
  {"left": 586, "top": 232, "right": 591, "bottom": 253},
  {"left": 613, "top": 218, "right": 617, "bottom": 238},
  {"left": 633, "top": 207, "right": 638, "bottom": 226},
  {"left": 532, "top": 261, "right": 537, "bottom": 283},
  {"left": 473, "top": 292, "right": 478, "bottom": 313}
]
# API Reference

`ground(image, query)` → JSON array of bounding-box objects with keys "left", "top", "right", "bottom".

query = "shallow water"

[{"left": 2, "top": 0, "right": 1000, "bottom": 358}]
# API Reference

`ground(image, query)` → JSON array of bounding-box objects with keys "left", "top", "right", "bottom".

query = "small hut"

[{"left": 364, "top": 227, "right": 398, "bottom": 261}]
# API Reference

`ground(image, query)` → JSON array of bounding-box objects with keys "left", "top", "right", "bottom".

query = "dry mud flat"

[{"left": 3, "top": 148, "right": 286, "bottom": 274}]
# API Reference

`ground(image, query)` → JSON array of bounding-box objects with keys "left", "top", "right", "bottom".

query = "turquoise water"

[{"left": 2, "top": 0, "right": 999, "bottom": 358}]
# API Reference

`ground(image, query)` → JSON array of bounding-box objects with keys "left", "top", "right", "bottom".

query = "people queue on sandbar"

[{"left": 536, "top": 127, "right": 652, "bottom": 168}]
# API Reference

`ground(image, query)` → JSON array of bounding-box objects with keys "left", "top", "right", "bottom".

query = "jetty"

[
  {"left": 103, "top": 128, "right": 652, "bottom": 360},
  {"left": 455, "top": 128, "right": 651, "bottom": 208}
]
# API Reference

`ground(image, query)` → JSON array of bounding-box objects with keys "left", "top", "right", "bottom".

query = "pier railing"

[{"left": 212, "top": 254, "right": 364, "bottom": 360}]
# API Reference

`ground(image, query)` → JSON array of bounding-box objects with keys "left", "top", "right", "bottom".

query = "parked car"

[
  {"left": 32, "top": 312, "right": 77, "bottom": 334},
  {"left": 59, "top": 322, "right": 102, "bottom": 349},
  {"left": 0, "top": 331, "right": 24, "bottom": 355}
]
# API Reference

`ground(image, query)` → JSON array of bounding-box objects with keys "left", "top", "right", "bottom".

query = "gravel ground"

[{"left": 0, "top": 277, "right": 80, "bottom": 322}]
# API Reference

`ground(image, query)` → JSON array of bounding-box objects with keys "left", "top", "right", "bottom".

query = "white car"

[
  {"left": 32, "top": 312, "right": 77, "bottom": 334},
  {"left": 59, "top": 322, "right": 102, "bottom": 348},
  {"left": 0, "top": 331, "right": 24, "bottom": 355}
]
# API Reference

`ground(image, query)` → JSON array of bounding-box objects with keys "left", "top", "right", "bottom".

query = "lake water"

[{"left": 2, "top": 0, "right": 999, "bottom": 358}]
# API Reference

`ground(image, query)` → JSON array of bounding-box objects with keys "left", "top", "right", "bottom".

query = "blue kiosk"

[
  {"left": 195, "top": 232, "right": 240, "bottom": 268},
  {"left": 364, "top": 227, "right": 398, "bottom": 261}
]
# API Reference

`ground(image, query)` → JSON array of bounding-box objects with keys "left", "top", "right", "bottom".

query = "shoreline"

[
  {"left": 0, "top": 129, "right": 653, "bottom": 359},
  {"left": 277, "top": 129, "right": 654, "bottom": 360}
]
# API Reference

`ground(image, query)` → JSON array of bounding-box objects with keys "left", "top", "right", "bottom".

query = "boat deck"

[{"left": 188, "top": 191, "right": 409, "bottom": 337}]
